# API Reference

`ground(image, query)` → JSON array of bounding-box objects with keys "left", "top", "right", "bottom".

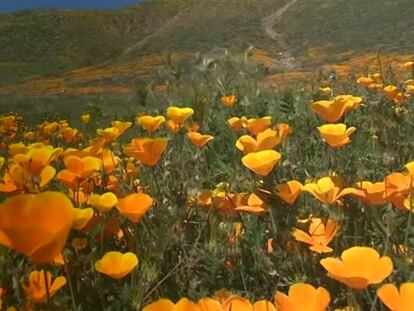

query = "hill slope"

[{"left": 0, "top": 0, "right": 413, "bottom": 97}]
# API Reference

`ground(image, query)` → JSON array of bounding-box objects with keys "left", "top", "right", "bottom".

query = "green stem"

[{"left": 64, "top": 259, "right": 77, "bottom": 311}]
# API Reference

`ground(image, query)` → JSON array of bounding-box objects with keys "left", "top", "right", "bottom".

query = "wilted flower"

[
  {"left": 320, "top": 246, "right": 393, "bottom": 289},
  {"left": 274, "top": 283, "right": 330, "bottom": 311},
  {"left": 377, "top": 283, "right": 414, "bottom": 311},
  {"left": 22, "top": 270, "right": 66, "bottom": 303},
  {"left": 95, "top": 251, "right": 138, "bottom": 279},
  {"left": 0, "top": 192, "right": 74, "bottom": 263},
  {"left": 235, "top": 193, "right": 268, "bottom": 214},
  {"left": 317, "top": 124, "right": 356, "bottom": 148},
  {"left": 242, "top": 150, "right": 281, "bottom": 176},
  {"left": 293, "top": 218, "right": 339, "bottom": 253}
]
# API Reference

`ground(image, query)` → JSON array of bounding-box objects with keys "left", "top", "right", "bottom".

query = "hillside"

[{"left": 0, "top": 0, "right": 413, "bottom": 100}]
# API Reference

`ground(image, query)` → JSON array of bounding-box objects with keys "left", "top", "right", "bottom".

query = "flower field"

[{"left": 0, "top": 56, "right": 414, "bottom": 310}]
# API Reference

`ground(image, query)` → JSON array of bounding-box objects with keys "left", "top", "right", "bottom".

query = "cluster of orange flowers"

[{"left": 0, "top": 59, "right": 413, "bottom": 309}]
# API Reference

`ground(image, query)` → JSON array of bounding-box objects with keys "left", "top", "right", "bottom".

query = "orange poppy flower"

[
  {"left": 166, "top": 106, "right": 194, "bottom": 125},
  {"left": 12, "top": 145, "right": 62, "bottom": 174},
  {"left": 123, "top": 138, "right": 168, "bottom": 166},
  {"left": 0, "top": 192, "right": 74, "bottom": 263},
  {"left": 253, "top": 300, "right": 277, "bottom": 311},
  {"left": 377, "top": 283, "right": 414, "bottom": 311},
  {"left": 143, "top": 299, "right": 175, "bottom": 311},
  {"left": 347, "top": 181, "right": 386, "bottom": 206},
  {"left": 61, "top": 127, "right": 82, "bottom": 144},
  {"left": 274, "top": 283, "right": 330, "bottom": 311},
  {"left": 245, "top": 117, "right": 272, "bottom": 136},
  {"left": 320, "top": 246, "right": 393, "bottom": 289},
  {"left": 57, "top": 155, "right": 101, "bottom": 189},
  {"left": 227, "top": 117, "right": 247, "bottom": 132},
  {"left": 303, "top": 176, "right": 352, "bottom": 205},
  {"left": 95, "top": 251, "right": 138, "bottom": 279},
  {"left": 175, "top": 298, "right": 202, "bottom": 310},
  {"left": 221, "top": 95, "right": 237, "bottom": 108},
  {"left": 116, "top": 193, "right": 153, "bottom": 223},
  {"left": 319, "top": 86, "right": 332, "bottom": 94},
  {"left": 22, "top": 270, "right": 66, "bottom": 303},
  {"left": 312, "top": 95, "right": 362, "bottom": 122},
  {"left": 235, "top": 193, "right": 268, "bottom": 214},
  {"left": 293, "top": 218, "right": 339, "bottom": 253},
  {"left": 275, "top": 123, "right": 293, "bottom": 141},
  {"left": 242, "top": 150, "right": 281, "bottom": 176},
  {"left": 317, "top": 124, "right": 356, "bottom": 148},
  {"left": 197, "top": 298, "right": 223, "bottom": 311},
  {"left": 222, "top": 296, "right": 253, "bottom": 311},
  {"left": 136, "top": 115, "right": 165, "bottom": 133},
  {"left": 236, "top": 129, "right": 281, "bottom": 154},
  {"left": 72, "top": 208, "right": 94, "bottom": 230},
  {"left": 187, "top": 132, "right": 214, "bottom": 148},
  {"left": 275, "top": 180, "right": 303, "bottom": 204},
  {"left": 89, "top": 192, "right": 118, "bottom": 213}
]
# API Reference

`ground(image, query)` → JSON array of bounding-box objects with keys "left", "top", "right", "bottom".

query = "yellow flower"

[
  {"left": 80, "top": 114, "right": 90, "bottom": 124},
  {"left": 275, "top": 180, "right": 303, "bottom": 204},
  {"left": 312, "top": 95, "right": 361, "bottom": 122},
  {"left": 303, "top": 176, "right": 352, "bottom": 205},
  {"left": 221, "top": 95, "right": 237, "bottom": 107},
  {"left": 293, "top": 218, "right": 339, "bottom": 253},
  {"left": 22, "top": 270, "right": 66, "bottom": 303},
  {"left": 274, "top": 283, "right": 330, "bottom": 311},
  {"left": 242, "top": 150, "right": 281, "bottom": 176},
  {"left": 136, "top": 115, "right": 165, "bottom": 132},
  {"left": 166, "top": 106, "right": 194, "bottom": 125},
  {"left": 0, "top": 192, "right": 74, "bottom": 263},
  {"left": 317, "top": 123, "right": 356, "bottom": 148},
  {"left": 89, "top": 192, "right": 118, "bottom": 213},
  {"left": 123, "top": 138, "right": 168, "bottom": 166},
  {"left": 236, "top": 129, "right": 281, "bottom": 154},
  {"left": 320, "top": 246, "right": 393, "bottom": 289},
  {"left": 72, "top": 208, "right": 94, "bottom": 230},
  {"left": 116, "top": 193, "right": 153, "bottom": 223},
  {"left": 95, "top": 251, "right": 138, "bottom": 279},
  {"left": 377, "top": 283, "right": 414, "bottom": 311},
  {"left": 245, "top": 117, "right": 272, "bottom": 136},
  {"left": 227, "top": 117, "right": 247, "bottom": 132},
  {"left": 187, "top": 132, "right": 214, "bottom": 148}
]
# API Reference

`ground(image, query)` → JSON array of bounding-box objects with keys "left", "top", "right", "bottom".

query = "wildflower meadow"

[{"left": 0, "top": 54, "right": 414, "bottom": 311}]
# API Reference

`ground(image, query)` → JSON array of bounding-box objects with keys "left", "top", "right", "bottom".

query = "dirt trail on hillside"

[
  {"left": 262, "top": 0, "right": 300, "bottom": 70},
  {"left": 121, "top": 2, "right": 203, "bottom": 58}
]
